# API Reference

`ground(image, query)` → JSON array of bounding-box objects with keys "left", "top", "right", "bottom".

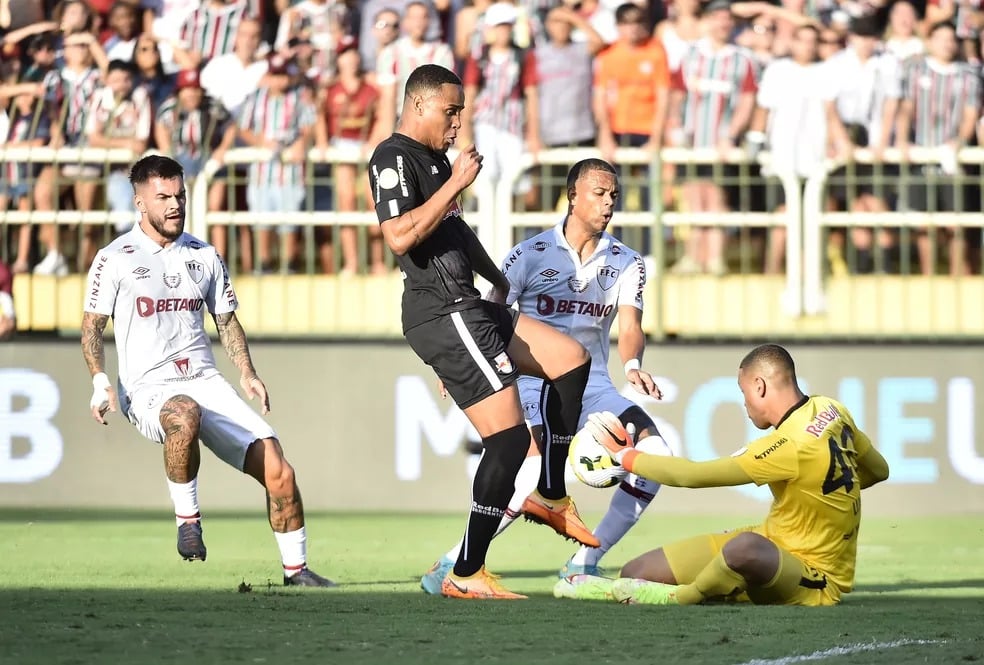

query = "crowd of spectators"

[{"left": 0, "top": 0, "right": 982, "bottom": 278}]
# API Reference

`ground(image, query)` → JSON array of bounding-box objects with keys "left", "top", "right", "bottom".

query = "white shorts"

[
  {"left": 121, "top": 374, "right": 277, "bottom": 471},
  {"left": 518, "top": 375, "right": 636, "bottom": 430}
]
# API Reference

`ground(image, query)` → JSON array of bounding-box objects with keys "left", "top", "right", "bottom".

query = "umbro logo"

[
  {"left": 431, "top": 165, "right": 439, "bottom": 174},
  {"left": 133, "top": 267, "right": 151, "bottom": 280},
  {"left": 539, "top": 268, "right": 559, "bottom": 279}
]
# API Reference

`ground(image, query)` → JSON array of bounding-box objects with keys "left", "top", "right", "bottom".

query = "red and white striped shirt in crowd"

[
  {"left": 85, "top": 85, "right": 153, "bottom": 143},
  {"left": 671, "top": 40, "right": 758, "bottom": 148},
  {"left": 238, "top": 86, "right": 316, "bottom": 187},
  {"left": 463, "top": 47, "right": 537, "bottom": 138},
  {"left": 376, "top": 36, "right": 454, "bottom": 117},
  {"left": 1, "top": 104, "right": 51, "bottom": 186},
  {"left": 157, "top": 97, "right": 229, "bottom": 162},
  {"left": 42, "top": 66, "right": 102, "bottom": 146},
  {"left": 179, "top": 0, "right": 251, "bottom": 64},
  {"left": 902, "top": 56, "right": 981, "bottom": 147}
]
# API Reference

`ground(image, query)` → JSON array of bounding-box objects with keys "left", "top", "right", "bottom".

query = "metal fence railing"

[{"left": 3, "top": 145, "right": 983, "bottom": 339}]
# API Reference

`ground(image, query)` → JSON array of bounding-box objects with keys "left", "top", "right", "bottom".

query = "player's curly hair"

[
  {"left": 566, "top": 158, "right": 617, "bottom": 204},
  {"left": 129, "top": 155, "right": 184, "bottom": 190},
  {"left": 404, "top": 64, "right": 462, "bottom": 101}
]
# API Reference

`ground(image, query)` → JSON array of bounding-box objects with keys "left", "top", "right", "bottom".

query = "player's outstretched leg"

[
  {"left": 161, "top": 395, "right": 207, "bottom": 562},
  {"left": 243, "top": 437, "right": 336, "bottom": 588},
  {"left": 420, "top": 448, "right": 541, "bottom": 595},
  {"left": 562, "top": 429, "right": 671, "bottom": 577}
]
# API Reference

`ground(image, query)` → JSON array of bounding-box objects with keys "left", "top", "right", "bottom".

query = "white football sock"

[
  {"left": 443, "top": 455, "right": 541, "bottom": 562},
  {"left": 275, "top": 527, "right": 307, "bottom": 576},
  {"left": 571, "top": 435, "right": 671, "bottom": 567},
  {"left": 167, "top": 478, "right": 200, "bottom": 526}
]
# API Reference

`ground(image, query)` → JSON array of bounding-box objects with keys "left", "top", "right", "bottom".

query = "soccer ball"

[{"left": 568, "top": 419, "right": 628, "bottom": 489}]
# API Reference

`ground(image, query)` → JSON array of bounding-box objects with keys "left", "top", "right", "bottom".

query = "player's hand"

[
  {"left": 437, "top": 378, "right": 448, "bottom": 399},
  {"left": 485, "top": 284, "right": 507, "bottom": 304},
  {"left": 627, "top": 368, "right": 662, "bottom": 399},
  {"left": 584, "top": 411, "right": 634, "bottom": 464},
  {"left": 451, "top": 144, "right": 483, "bottom": 189},
  {"left": 89, "top": 372, "right": 118, "bottom": 425},
  {"left": 241, "top": 373, "right": 271, "bottom": 414}
]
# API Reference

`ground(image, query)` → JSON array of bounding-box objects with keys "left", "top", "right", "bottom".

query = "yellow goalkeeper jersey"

[{"left": 734, "top": 395, "right": 872, "bottom": 593}]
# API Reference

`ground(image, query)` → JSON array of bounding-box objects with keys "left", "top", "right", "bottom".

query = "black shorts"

[
  {"left": 901, "top": 166, "right": 968, "bottom": 213},
  {"left": 404, "top": 301, "right": 520, "bottom": 410},
  {"left": 674, "top": 163, "right": 745, "bottom": 211}
]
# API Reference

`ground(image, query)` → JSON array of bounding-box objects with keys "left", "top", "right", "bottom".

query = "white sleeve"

[
  {"left": 205, "top": 249, "right": 238, "bottom": 315},
  {"left": 376, "top": 45, "right": 397, "bottom": 86},
  {"left": 818, "top": 59, "right": 841, "bottom": 102},
  {"left": 83, "top": 252, "right": 119, "bottom": 315},
  {"left": 881, "top": 55, "right": 903, "bottom": 99},
  {"left": 500, "top": 243, "right": 528, "bottom": 307},
  {"left": 617, "top": 253, "right": 646, "bottom": 311},
  {"left": 756, "top": 62, "right": 778, "bottom": 109}
]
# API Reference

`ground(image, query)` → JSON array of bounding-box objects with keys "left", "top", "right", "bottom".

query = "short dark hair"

[
  {"left": 615, "top": 3, "right": 645, "bottom": 23},
  {"left": 567, "top": 158, "right": 617, "bottom": 201},
  {"left": 129, "top": 155, "right": 184, "bottom": 190},
  {"left": 404, "top": 64, "right": 461, "bottom": 101},
  {"left": 107, "top": 59, "right": 136, "bottom": 76},
  {"left": 927, "top": 20, "right": 956, "bottom": 37},
  {"left": 740, "top": 343, "right": 797, "bottom": 380}
]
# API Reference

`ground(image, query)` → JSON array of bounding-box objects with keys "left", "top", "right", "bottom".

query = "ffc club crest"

[
  {"left": 186, "top": 261, "right": 205, "bottom": 284},
  {"left": 597, "top": 265, "right": 619, "bottom": 291}
]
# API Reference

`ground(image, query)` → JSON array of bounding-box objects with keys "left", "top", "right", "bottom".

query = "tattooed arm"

[
  {"left": 82, "top": 311, "right": 118, "bottom": 424},
  {"left": 81, "top": 311, "right": 110, "bottom": 377},
  {"left": 213, "top": 311, "right": 270, "bottom": 414}
]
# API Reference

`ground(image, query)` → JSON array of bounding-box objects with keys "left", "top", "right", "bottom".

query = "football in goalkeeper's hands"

[{"left": 568, "top": 416, "right": 629, "bottom": 489}]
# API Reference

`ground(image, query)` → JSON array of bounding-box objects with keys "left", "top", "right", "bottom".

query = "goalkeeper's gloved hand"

[{"left": 584, "top": 411, "right": 638, "bottom": 466}]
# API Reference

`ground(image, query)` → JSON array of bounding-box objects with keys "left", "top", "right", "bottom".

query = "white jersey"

[
  {"left": 84, "top": 223, "right": 238, "bottom": 394},
  {"left": 502, "top": 222, "right": 645, "bottom": 388}
]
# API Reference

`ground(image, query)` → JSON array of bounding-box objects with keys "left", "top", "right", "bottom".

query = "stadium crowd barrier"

[{"left": 2, "top": 145, "right": 983, "bottom": 338}]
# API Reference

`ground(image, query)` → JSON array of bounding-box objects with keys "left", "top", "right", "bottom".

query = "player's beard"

[{"left": 147, "top": 210, "right": 185, "bottom": 241}]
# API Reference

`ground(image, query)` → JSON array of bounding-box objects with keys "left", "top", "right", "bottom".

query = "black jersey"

[{"left": 368, "top": 132, "right": 482, "bottom": 332}]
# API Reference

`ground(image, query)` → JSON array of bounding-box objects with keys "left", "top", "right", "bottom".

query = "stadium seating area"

[{"left": 1, "top": 0, "right": 983, "bottom": 337}]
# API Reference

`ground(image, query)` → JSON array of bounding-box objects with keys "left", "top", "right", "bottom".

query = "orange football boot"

[
  {"left": 521, "top": 490, "right": 601, "bottom": 548},
  {"left": 440, "top": 567, "right": 527, "bottom": 600}
]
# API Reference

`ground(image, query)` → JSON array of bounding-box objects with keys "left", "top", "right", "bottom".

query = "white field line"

[{"left": 735, "top": 639, "right": 947, "bottom": 665}]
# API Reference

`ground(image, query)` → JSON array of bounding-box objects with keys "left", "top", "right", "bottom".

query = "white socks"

[
  {"left": 570, "top": 434, "right": 672, "bottom": 567},
  {"left": 275, "top": 527, "right": 307, "bottom": 576},
  {"left": 167, "top": 478, "right": 200, "bottom": 526},
  {"left": 444, "top": 454, "right": 541, "bottom": 562}
]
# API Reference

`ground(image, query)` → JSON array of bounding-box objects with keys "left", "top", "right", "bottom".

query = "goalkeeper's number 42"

[{"left": 822, "top": 425, "right": 856, "bottom": 495}]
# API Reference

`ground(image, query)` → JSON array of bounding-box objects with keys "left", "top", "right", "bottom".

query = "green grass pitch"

[{"left": 2, "top": 510, "right": 982, "bottom": 665}]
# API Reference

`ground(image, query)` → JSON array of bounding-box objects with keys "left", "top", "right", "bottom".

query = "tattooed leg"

[
  {"left": 244, "top": 437, "right": 305, "bottom": 533},
  {"left": 160, "top": 395, "right": 202, "bottom": 483}
]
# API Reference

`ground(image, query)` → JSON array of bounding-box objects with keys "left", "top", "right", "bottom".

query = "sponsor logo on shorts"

[
  {"left": 173, "top": 357, "right": 191, "bottom": 376},
  {"left": 185, "top": 260, "right": 205, "bottom": 284},
  {"left": 493, "top": 352, "right": 514, "bottom": 375},
  {"left": 163, "top": 273, "right": 182, "bottom": 288},
  {"left": 146, "top": 391, "right": 162, "bottom": 410},
  {"left": 597, "top": 265, "right": 619, "bottom": 291},
  {"left": 522, "top": 400, "right": 539, "bottom": 419},
  {"left": 536, "top": 294, "right": 613, "bottom": 318},
  {"left": 136, "top": 297, "right": 205, "bottom": 317}
]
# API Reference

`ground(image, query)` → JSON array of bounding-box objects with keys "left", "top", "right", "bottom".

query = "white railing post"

[
  {"left": 777, "top": 167, "right": 803, "bottom": 316},
  {"left": 802, "top": 163, "right": 830, "bottom": 315}
]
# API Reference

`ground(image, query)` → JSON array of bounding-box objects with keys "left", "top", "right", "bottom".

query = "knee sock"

[
  {"left": 453, "top": 424, "right": 529, "bottom": 577},
  {"left": 444, "top": 454, "right": 541, "bottom": 562},
  {"left": 274, "top": 527, "right": 307, "bottom": 577},
  {"left": 571, "top": 435, "right": 669, "bottom": 567},
  {"left": 538, "top": 359, "right": 591, "bottom": 500},
  {"left": 676, "top": 553, "right": 748, "bottom": 605},
  {"left": 167, "top": 478, "right": 200, "bottom": 526}
]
